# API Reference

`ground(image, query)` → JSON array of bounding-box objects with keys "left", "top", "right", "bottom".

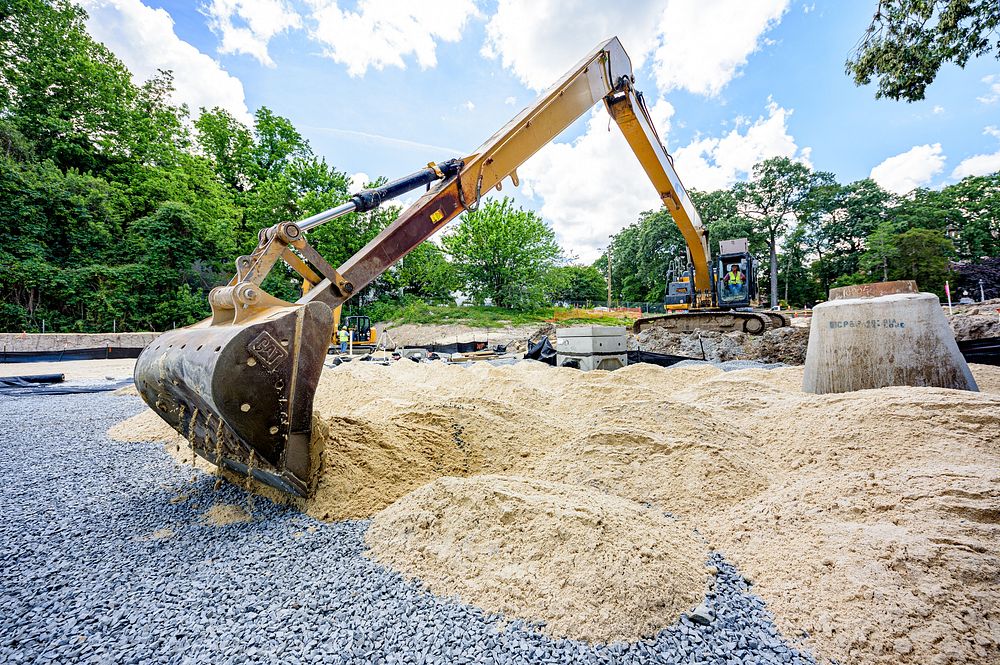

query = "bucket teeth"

[{"left": 134, "top": 302, "right": 333, "bottom": 497}]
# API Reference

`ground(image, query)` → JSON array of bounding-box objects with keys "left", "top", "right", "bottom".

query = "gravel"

[
  {"left": 0, "top": 392, "right": 818, "bottom": 664},
  {"left": 671, "top": 359, "right": 787, "bottom": 372}
]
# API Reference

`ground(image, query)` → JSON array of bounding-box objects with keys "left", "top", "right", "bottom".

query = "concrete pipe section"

[{"left": 803, "top": 280, "right": 978, "bottom": 394}]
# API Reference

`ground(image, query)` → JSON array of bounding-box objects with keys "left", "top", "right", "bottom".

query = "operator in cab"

[
  {"left": 723, "top": 264, "right": 745, "bottom": 298},
  {"left": 338, "top": 326, "right": 350, "bottom": 354}
]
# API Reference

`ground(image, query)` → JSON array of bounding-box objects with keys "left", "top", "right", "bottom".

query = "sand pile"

[
  {"left": 365, "top": 475, "right": 708, "bottom": 643},
  {"left": 312, "top": 360, "right": 1000, "bottom": 663}
]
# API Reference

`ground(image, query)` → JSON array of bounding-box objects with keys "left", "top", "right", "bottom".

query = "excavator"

[{"left": 134, "top": 37, "right": 788, "bottom": 498}]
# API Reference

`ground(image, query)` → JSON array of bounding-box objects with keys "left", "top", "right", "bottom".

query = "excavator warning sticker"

[
  {"left": 248, "top": 331, "right": 288, "bottom": 370},
  {"left": 430, "top": 209, "right": 445, "bottom": 223}
]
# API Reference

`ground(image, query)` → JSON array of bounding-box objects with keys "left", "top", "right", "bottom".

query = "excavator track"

[
  {"left": 763, "top": 312, "right": 789, "bottom": 329},
  {"left": 633, "top": 311, "right": 779, "bottom": 335}
]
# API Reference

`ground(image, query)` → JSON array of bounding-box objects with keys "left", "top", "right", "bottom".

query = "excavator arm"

[
  {"left": 302, "top": 37, "right": 711, "bottom": 312},
  {"left": 134, "top": 37, "right": 711, "bottom": 497}
]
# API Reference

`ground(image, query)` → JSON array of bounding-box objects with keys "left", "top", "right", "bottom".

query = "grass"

[{"left": 372, "top": 300, "right": 638, "bottom": 328}]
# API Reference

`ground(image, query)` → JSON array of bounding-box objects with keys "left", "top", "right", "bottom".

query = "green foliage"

[
  {"left": 847, "top": 0, "right": 1000, "bottom": 101},
  {"left": 733, "top": 157, "right": 817, "bottom": 307},
  {"left": 893, "top": 227, "right": 955, "bottom": 293},
  {"left": 0, "top": 0, "right": 392, "bottom": 333},
  {"left": 691, "top": 189, "right": 765, "bottom": 258},
  {"left": 543, "top": 265, "right": 607, "bottom": 303},
  {"left": 389, "top": 242, "right": 458, "bottom": 300},
  {"left": 364, "top": 299, "right": 632, "bottom": 327},
  {"left": 597, "top": 208, "right": 688, "bottom": 302},
  {"left": 2, "top": 0, "right": 998, "bottom": 333},
  {"left": 442, "top": 197, "right": 562, "bottom": 308},
  {"left": 939, "top": 174, "right": 1000, "bottom": 259},
  {"left": 859, "top": 221, "right": 901, "bottom": 281}
]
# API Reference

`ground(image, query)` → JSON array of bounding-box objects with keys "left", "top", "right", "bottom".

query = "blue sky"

[{"left": 80, "top": 0, "right": 999, "bottom": 261}]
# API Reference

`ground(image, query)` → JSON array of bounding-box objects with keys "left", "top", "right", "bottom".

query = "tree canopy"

[
  {"left": 442, "top": 197, "right": 562, "bottom": 308},
  {"left": 847, "top": 0, "right": 1000, "bottom": 101}
]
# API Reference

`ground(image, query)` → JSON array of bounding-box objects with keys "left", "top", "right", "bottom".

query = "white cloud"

[
  {"left": 932, "top": 105, "right": 945, "bottom": 115},
  {"left": 79, "top": 0, "right": 250, "bottom": 122},
  {"left": 462, "top": 100, "right": 476, "bottom": 111},
  {"left": 518, "top": 96, "right": 808, "bottom": 261},
  {"left": 348, "top": 172, "right": 370, "bottom": 192},
  {"left": 482, "top": 1, "right": 665, "bottom": 91},
  {"left": 504, "top": 96, "right": 517, "bottom": 105},
  {"left": 952, "top": 153, "right": 1000, "bottom": 179},
  {"left": 870, "top": 144, "right": 946, "bottom": 194},
  {"left": 978, "top": 74, "right": 1000, "bottom": 104},
  {"left": 951, "top": 127, "right": 1000, "bottom": 179},
  {"left": 519, "top": 99, "right": 675, "bottom": 263},
  {"left": 651, "top": 1, "right": 788, "bottom": 96},
  {"left": 306, "top": 0, "right": 479, "bottom": 77},
  {"left": 673, "top": 100, "right": 810, "bottom": 191},
  {"left": 482, "top": 0, "right": 789, "bottom": 96},
  {"left": 203, "top": 0, "right": 301, "bottom": 67}
]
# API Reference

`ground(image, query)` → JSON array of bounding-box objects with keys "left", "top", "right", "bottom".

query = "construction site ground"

[{"left": 3, "top": 339, "right": 999, "bottom": 665}]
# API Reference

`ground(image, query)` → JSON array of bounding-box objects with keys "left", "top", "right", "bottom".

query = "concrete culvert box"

[
  {"left": 556, "top": 325, "right": 627, "bottom": 371},
  {"left": 803, "top": 280, "right": 978, "bottom": 394}
]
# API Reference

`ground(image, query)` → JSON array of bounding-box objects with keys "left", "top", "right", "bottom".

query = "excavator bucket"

[{"left": 134, "top": 302, "right": 334, "bottom": 497}]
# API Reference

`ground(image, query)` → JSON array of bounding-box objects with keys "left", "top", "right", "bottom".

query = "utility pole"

[{"left": 606, "top": 244, "right": 612, "bottom": 309}]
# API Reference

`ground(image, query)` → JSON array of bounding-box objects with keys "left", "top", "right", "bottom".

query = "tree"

[
  {"left": 859, "top": 221, "right": 901, "bottom": 281},
  {"left": 443, "top": 197, "right": 562, "bottom": 308},
  {"left": 940, "top": 173, "right": 1000, "bottom": 260},
  {"left": 0, "top": 0, "right": 138, "bottom": 172},
  {"left": 691, "top": 189, "right": 764, "bottom": 260},
  {"left": 194, "top": 108, "right": 257, "bottom": 193},
  {"left": 776, "top": 224, "right": 824, "bottom": 307},
  {"left": 600, "top": 208, "right": 687, "bottom": 302},
  {"left": 544, "top": 265, "right": 607, "bottom": 303},
  {"left": 733, "top": 157, "right": 814, "bottom": 307},
  {"left": 953, "top": 256, "right": 1000, "bottom": 300},
  {"left": 807, "top": 178, "right": 892, "bottom": 282},
  {"left": 390, "top": 242, "right": 457, "bottom": 300},
  {"left": 847, "top": 0, "right": 1000, "bottom": 101},
  {"left": 893, "top": 227, "right": 955, "bottom": 293}
]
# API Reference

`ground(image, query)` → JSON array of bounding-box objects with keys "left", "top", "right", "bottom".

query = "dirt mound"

[
  {"left": 365, "top": 475, "right": 708, "bottom": 643},
  {"left": 380, "top": 322, "right": 552, "bottom": 353},
  {"left": 949, "top": 310, "right": 1000, "bottom": 340},
  {"left": 201, "top": 503, "right": 250, "bottom": 526},
  {"left": 633, "top": 326, "right": 809, "bottom": 364}
]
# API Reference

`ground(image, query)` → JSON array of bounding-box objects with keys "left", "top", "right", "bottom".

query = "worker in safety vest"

[
  {"left": 722, "top": 264, "right": 745, "bottom": 297},
  {"left": 338, "top": 326, "right": 350, "bottom": 353}
]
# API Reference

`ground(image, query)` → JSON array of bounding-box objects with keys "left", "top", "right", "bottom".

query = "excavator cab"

[
  {"left": 715, "top": 239, "right": 756, "bottom": 308},
  {"left": 344, "top": 315, "right": 375, "bottom": 347}
]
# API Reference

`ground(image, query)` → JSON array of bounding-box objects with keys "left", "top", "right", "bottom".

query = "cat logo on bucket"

[{"left": 247, "top": 331, "right": 288, "bottom": 371}]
